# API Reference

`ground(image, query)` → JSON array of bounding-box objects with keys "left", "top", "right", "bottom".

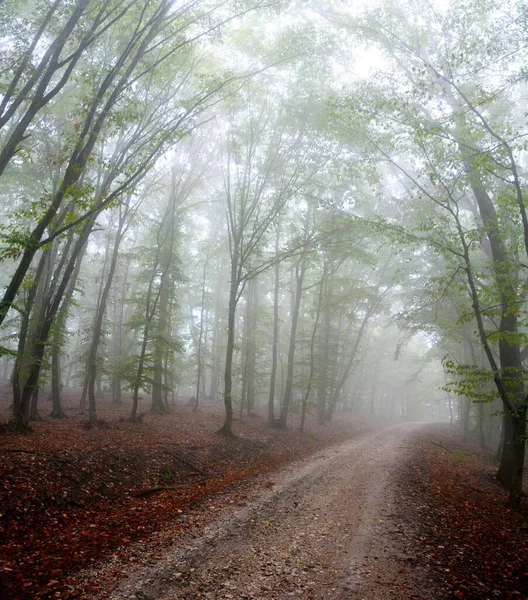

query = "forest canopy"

[{"left": 0, "top": 0, "right": 527, "bottom": 505}]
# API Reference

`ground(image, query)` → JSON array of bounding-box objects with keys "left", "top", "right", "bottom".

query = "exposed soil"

[
  {"left": 2, "top": 389, "right": 527, "bottom": 600},
  {"left": 99, "top": 422, "right": 440, "bottom": 600}
]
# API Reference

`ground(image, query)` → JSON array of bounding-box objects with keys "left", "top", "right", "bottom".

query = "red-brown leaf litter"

[
  {"left": 397, "top": 424, "right": 528, "bottom": 600},
  {"left": 0, "top": 388, "right": 359, "bottom": 599},
  {"left": 1, "top": 392, "right": 527, "bottom": 600}
]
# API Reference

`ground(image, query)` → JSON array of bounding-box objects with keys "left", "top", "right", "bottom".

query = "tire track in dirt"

[{"left": 106, "top": 422, "right": 441, "bottom": 600}]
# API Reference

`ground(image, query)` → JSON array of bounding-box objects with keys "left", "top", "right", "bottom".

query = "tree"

[{"left": 217, "top": 95, "right": 316, "bottom": 436}]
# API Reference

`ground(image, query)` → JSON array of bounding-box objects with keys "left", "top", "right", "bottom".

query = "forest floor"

[
  {"left": 0, "top": 389, "right": 527, "bottom": 599},
  {"left": 0, "top": 387, "right": 369, "bottom": 599}
]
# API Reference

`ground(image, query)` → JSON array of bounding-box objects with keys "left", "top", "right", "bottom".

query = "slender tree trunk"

[
  {"left": 324, "top": 305, "right": 375, "bottom": 422},
  {"left": 49, "top": 345, "right": 66, "bottom": 419},
  {"left": 131, "top": 268, "right": 162, "bottom": 422},
  {"left": 50, "top": 236, "right": 89, "bottom": 418},
  {"left": 209, "top": 263, "right": 225, "bottom": 402},
  {"left": 194, "top": 254, "right": 209, "bottom": 412},
  {"left": 300, "top": 266, "right": 326, "bottom": 433},
  {"left": 369, "top": 361, "right": 379, "bottom": 417},
  {"left": 218, "top": 265, "right": 238, "bottom": 437},
  {"left": 16, "top": 218, "right": 95, "bottom": 428},
  {"left": 87, "top": 212, "right": 127, "bottom": 423},
  {"left": 318, "top": 274, "right": 331, "bottom": 425},
  {"left": 239, "top": 355, "right": 248, "bottom": 419},
  {"left": 448, "top": 395, "right": 453, "bottom": 426},
  {"left": 151, "top": 267, "right": 171, "bottom": 413},
  {"left": 112, "top": 253, "right": 131, "bottom": 404},
  {"left": 246, "top": 278, "right": 258, "bottom": 416},
  {"left": 324, "top": 259, "right": 390, "bottom": 423},
  {"left": 277, "top": 256, "right": 306, "bottom": 429},
  {"left": 268, "top": 227, "right": 281, "bottom": 426},
  {"left": 151, "top": 190, "right": 177, "bottom": 414},
  {"left": 81, "top": 223, "right": 112, "bottom": 412}
]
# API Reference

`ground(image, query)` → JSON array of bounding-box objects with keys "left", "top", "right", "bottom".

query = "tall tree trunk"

[
  {"left": 50, "top": 236, "right": 89, "bottom": 418},
  {"left": 49, "top": 344, "right": 65, "bottom": 419},
  {"left": 131, "top": 259, "right": 162, "bottom": 422},
  {"left": 218, "top": 262, "right": 238, "bottom": 437},
  {"left": 194, "top": 253, "right": 210, "bottom": 412},
  {"left": 246, "top": 278, "right": 258, "bottom": 416},
  {"left": 268, "top": 227, "right": 281, "bottom": 426},
  {"left": 300, "top": 266, "right": 326, "bottom": 433},
  {"left": 442, "top": 83, "right": 527, "bottom": 506},
  {"left": 12, "top": 251, "right": 49, "bottom": 428},
  {"left": 87, "top": 210, "right": 128, "bottom": 423},
  {"left": 277, "top": 255, "right": 306, "bottom": 429},
  {"left": 317, "top": 275, "right": 331, "bottom": 425},
  {"left": 151, "top": 189, "right": 177, "bottom": 414},
  {"left": 324, "top": 259, "right": 390, "bottom": 423},
  {"left": 16, "top": 217, "right": 96, "bottom": 429},
  {"left": 369, "top": 360, "right": 380, "bottom": 418},
  {"left": 324, "top": 304, "right": 374, "bottom": 423},
  {"left": 151, "top": 265, "right": 171, "bottom": 414},
  {"left": 112, "top": 253, "right": 131, "bottom": 404}
]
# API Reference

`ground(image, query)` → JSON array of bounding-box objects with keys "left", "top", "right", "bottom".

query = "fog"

[{"left": 1, "top": 0, "right": 526, "bottom": 497}]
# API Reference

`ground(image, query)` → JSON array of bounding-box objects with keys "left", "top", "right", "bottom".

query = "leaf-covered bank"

[
  {"left": 0, "top": 392, "right": 368, "bottom": 599},
  {"left": 397, "top": 425, "right": 528, "bottom": 600}
]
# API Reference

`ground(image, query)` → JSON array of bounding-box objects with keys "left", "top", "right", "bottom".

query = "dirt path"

[{"left": 102, "top": 422, "right": 441, "bottom": 600}]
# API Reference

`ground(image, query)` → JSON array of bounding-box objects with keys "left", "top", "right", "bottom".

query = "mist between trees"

[{"left": 0, "top": 0, "right": 526, "bottom": 506}]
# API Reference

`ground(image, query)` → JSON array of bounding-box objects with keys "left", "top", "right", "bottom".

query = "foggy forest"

[{"left": 1, "top": 1, "right": 527, "bottom": 598}]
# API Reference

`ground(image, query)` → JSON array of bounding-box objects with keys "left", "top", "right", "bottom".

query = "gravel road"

[{"left": 107, "top": 422, "right": 440, "bottom": 600}]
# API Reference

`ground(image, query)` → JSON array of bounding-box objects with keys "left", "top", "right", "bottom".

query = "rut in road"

[{"left": 109, "top": 422, "right": 439, "bottom": 600}]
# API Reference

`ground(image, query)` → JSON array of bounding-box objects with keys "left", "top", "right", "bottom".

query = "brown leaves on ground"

[
  {"left": 400, "top": 424, "right": 528, "bottom": 600},
  {"left": 0, "top": 389, "right": 359, "bottom": 600}
]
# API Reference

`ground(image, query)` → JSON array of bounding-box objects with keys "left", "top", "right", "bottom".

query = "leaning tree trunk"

[
  {"left": 16, "top": 217, "right": 95, "bottom": 429},
  {"left": 50, "top": 235, "right": 89, "bottom": 418}
]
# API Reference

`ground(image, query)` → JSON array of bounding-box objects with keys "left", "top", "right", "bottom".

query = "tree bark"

[
  {"left": 300, "top": 265, "right": 326, "bottom": 433},
  {"left": 87, "top": 211, "right": 128, "bottom": 423},
  {"left": 15, "top": 217, "right": 95, "bottom": 429},
  {"left": 268, "top": 227, "right": 281, "bottom": 426},
  {"left": 218, "top": 268, "right": 238, "bottom": 437},
  {"left": 277, "top": 255, "right": 306, "bottom": 429}
]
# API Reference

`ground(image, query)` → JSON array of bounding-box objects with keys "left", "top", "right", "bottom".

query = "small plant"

[{"left": 160, "top": 463, "right": 175, "bottom": 483}]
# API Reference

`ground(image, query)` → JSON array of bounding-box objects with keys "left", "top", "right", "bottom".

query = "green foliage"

[
  {"left": 159, "top": 463, "right": 175, "bottom": 483},
  {"left": 442, "top": 357, "right": 500, "bottom": 404},
  {"left": 0, "top": 345, "right": 17, "bottom": 359}
]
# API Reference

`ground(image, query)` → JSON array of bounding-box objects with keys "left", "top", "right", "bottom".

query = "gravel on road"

[{"left": 104, "top": 422, "right": 441, "bottom": 600}]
